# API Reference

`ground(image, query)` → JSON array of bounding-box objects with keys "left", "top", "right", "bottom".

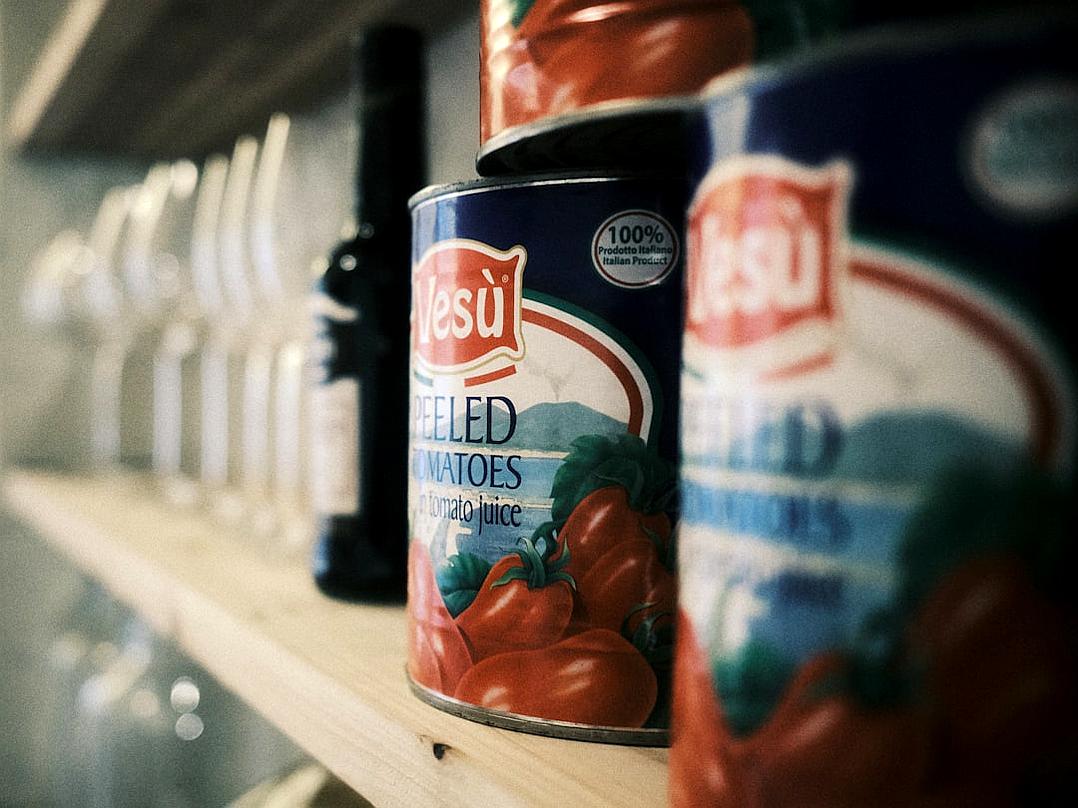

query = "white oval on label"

[
  {"left": 592, "top": 210, "right": 679, "bottom": 288},
  {"left": 968, "top": 80, "right": 1078, "bottom": 219}
]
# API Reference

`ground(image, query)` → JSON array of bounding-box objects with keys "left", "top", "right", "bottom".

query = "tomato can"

[
  {"left": 673, "top": 10, "right": 1078, "bottom": 805},
  {"left": 477, "top": 0, "right": 847, "bottom": 175},
  {"left": 406, "top": 174, "right": 685, "bottom": 744}
]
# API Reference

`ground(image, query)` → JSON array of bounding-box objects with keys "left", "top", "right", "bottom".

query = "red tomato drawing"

[
  {"left": 455, "top": 545, "right": 575, "bottom": 661},
  {"left": 910, "top": 555, "right": 1078, "bottom": 781},
  {"left": 753, "top": 691, "right": 929, "bottom": 808},
  {"left": 741, "top": 652, "right": 928, "bottom": 808},
  {"left": 576, "top": 536, "right": 675, "bottom": 633},
  {"left": 454, "top": 628, "right": 657, "bottom": 727},
  {"left": 406, "top": 541, "right": 473, "bottom": 693},
  {"left": 672, "top": 629, "right": 929, "bottom": 808},
  {"left": 669, "top": 611, "right": 748, "bottom": 808},
  {"left": 557, "top": 486, "right": 671, "bottom": 581}
]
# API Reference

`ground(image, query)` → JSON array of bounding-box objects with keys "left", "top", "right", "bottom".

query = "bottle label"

[
  {"left": 309, "top": 378, "right": 360, "bottom": 516},
  {"left": 309, "top": 291, "right": 361, "bottom": 516}
]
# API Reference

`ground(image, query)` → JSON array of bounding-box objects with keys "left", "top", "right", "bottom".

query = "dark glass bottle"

[{"left": 310, "top": 25, "right": 426, "bottom": 601}]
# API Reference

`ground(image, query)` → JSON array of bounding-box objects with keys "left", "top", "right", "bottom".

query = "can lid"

[
  {"left": 408, "top": 171, "right": 680, "bottom": 211},
  {"left": 702, "top": 5, "right": 1077, "bottom": 102},
  {"left": 475, "top": 94, "right": 699, "bottom": 178}
]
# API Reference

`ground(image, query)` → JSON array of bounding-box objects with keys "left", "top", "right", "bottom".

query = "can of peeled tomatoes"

[
  {"left": 477, "top": 0, "right": 847, "bottom": 175},
  {"left": 673, "top": 10, "right": 1078, "bottom": 805},
  {"left": 407, "top": 174, "right": 685, "bottom": 744}
]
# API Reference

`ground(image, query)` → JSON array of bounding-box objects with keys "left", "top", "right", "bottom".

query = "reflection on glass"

[{"left": 210, "top": 136, "right": 260, "bottom": 527}]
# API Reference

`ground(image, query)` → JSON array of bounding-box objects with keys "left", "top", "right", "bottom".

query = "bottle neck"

[{"left": 353, "top": 87, "right": 425, "bottom": 240}]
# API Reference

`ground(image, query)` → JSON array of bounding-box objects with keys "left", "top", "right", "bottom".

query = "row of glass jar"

[{"left": 23, "top": 111, "right": 352, "bottom": 555}]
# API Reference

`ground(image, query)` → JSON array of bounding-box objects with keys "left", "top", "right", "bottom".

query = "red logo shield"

[
  {"left": 412, "top": 240, "right": 526, "bottom": 374},
  {"left": 686, "top": 158, "right": 851, "bottom": 351}
]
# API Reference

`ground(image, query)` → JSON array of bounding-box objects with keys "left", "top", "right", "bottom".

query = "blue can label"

[
  {"left": 681, "top": 150, "right": 1073, "bottom": 649},
  {"left": 675, "top": 129, "right": 1076, "bottom": 801},
  {"left": 406, "top": 179, "right": 684, "bottom": 737}
]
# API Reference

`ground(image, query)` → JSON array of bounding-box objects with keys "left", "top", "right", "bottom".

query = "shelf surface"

[
  {"left": 5, "top": 0, "right": 465, "bottom": 158},
  {"left": 1, "top": 470, "right": 668, "bottom": 808}
]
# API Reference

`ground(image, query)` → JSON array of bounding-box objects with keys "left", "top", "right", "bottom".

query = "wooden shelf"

[
  {"left": 5, "top": 0, "right": 466, "bottom": 158},
  {"left": 1, "top": 471, "right": 668, "bottom": 808}
]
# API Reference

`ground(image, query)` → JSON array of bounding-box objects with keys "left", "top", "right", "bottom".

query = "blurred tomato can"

[
  {"left": 673, "top": 11, "right": 1078, "bottom": 805},
  {"left": 406, "top": 175, "right": 684, "bottom": 743},
  {"left": 477, "top": 0, "right": 848, "bottom": 174}
]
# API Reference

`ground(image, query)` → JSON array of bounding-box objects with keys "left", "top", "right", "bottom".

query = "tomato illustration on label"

[
  {"left": 576, "top": 535, "right": 676, "bottom": 634},
  {"left": 454, "top": 628, "right": 658, "bottom": 727},
  {"left": 455, "top": 536, "right": 575, "bottom": 660},
  {"left": 409, "top": 419, "right": 678, "bottom": 729},
  {"left": 409, "top": 432, "right": 678, "bottom": 728},
  {"left": 556, "top": 487, "right": 672, "bottom": 580},
  {"left": 406, "top": 542, "right": 473, "bottom": 694},
  {"left": 671, "top": 612, "right": 931, "bottom": 808},
  {"left": 669, "top": 612, "right": 745, "bottom": 808},
  {"left": 910, "top": 555, "right": 1077, "bottom": 781},
  {"left": 747, "top": 655, "right": 930, "bottom": 808},
  {"left": 548, "top": 434, "right": 678, "bottom": 637},
  {"left": 551, "top": 434, "right": 675, "bottom": 565}
]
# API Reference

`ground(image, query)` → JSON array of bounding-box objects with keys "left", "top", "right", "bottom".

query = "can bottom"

[{"left": 406, "top": 673, "right": 670, "bottom": 746}]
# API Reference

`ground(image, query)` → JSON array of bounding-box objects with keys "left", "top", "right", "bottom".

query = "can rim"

[
  {"left": 702, "top": 5, "right": 1077, "bottom": 102},
  {"left": 475, "top": 94, "right": 699, "bottom": 176},
  {"left": 409, "top": 171, "right": 675, "bottom": 211},
  {"left": 407, "top": 672, "right": 670, "bottom": 746}
]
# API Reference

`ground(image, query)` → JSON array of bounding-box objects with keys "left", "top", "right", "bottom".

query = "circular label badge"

[
  {"left": 968, "top": 80, "right": 1078, "bottom": 219},
  {"left": 592, "top": 210, "right": 679, "bottom": 288}
]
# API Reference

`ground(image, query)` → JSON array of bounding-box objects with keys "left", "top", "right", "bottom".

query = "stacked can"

[
  {"left": 402, "top": 0, "right": 848, "bottom": 743},
  {"left": 476, "top": 0, "right": 847, "bottom": 173},
  {"left": 673, "top": 6, "right": 1078, "bottom": 806}
]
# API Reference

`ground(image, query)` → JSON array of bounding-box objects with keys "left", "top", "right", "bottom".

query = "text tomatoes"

[
  {"left": 576, "top": 536, "right": 675, "bottom": 633},
  {"left": 406, "top": 542, "right": 472, "bottom": 693},
  {"left": 455, "top": 550, "right": 574, "bottom": 661},
  {"left": 557, "top": 486, "right": 671, "bottom": 580},
  {"left": 454, "top": 628, "right": 657, "bottom": 727}
]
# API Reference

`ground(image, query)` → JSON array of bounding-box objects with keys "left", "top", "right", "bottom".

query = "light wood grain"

[{"left": 2, "top": 470, "right": 669, "bottom": 808}]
